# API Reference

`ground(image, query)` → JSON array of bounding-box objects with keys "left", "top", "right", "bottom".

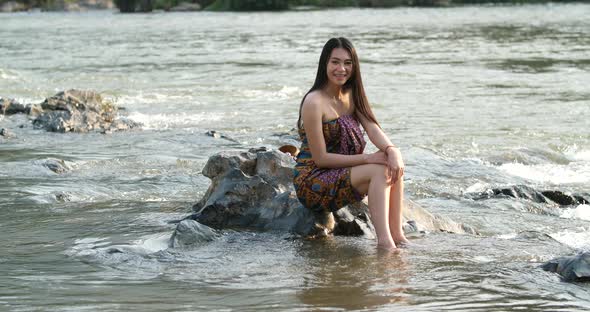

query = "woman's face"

[{"left": 326, "top": 48, "right": 353, "bottom": 86}]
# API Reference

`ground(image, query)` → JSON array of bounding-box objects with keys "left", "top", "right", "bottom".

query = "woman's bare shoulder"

[{"left": 302, "top": 90, "right": 327, "bottom": 111}]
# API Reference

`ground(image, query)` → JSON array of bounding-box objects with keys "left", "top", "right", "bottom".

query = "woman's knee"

[
  {"left": 351, "top": 164, "right": 389, "bottom": 185},
  {"left": 369, "top": 164, "right": 389, "bottom": 181}
]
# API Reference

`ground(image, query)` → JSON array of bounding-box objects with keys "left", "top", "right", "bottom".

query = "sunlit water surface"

[{"left": 1, "top": 4, "right": 590, "bottom": 311}]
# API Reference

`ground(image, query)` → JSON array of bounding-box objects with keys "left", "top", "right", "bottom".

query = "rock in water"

[
  {"left": 467, "top": 185, "right": 589, "bottom": 207},
  {"left": 189, "top": 147, "right": 478, "bottom": 237},
  {"left": 0, "top": 98, "right": 28, "bottom": 115},
  {"left": 41, "top": 158, "right": 71, "bottom": 174},
  {"left": 0, "top": 128, "right": 12, "bottom": 138},
  {"left": 541, "top": 252, "right": 590, "bottom": 282},
  {"left": 32, "top": 89, "right": 141, "bottom": 133},
  {"left": 169, "top": 219, "right": 218, "bottom": 248}
]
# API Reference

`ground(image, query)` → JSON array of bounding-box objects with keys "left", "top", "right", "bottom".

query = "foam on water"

[
  {"left": 563, "top": 145, "right": 590, "bottom": 162},
  {"left": 559, "top": 204, "right": 590, "bottom": 221},
  {"left": 498, "top": 162, "right": 590, "bottom": 185},
  {"left": 0, "top": 68, "right": 21, "bottom": 81},
  {"left": 241, "top": 86, "right": 302, "bottom": 100},
  {"left": 464, "top": 182, "right": 489, "bottom": 193},
  {"left": 550, "top": 228, "right": 590, "bottom": 251},
  {"left": 497, "top": 233, "right": 518, "bottom": 240},
  {"left": 127, "top": 111, "right": 224, "bottom": 129},
  {"left": 66, "top": 233, "right": 170, "bottom": 259},
  {"left": 117, "top": 92, "right": 198, "bottom": 107},
  {"left": 129, "top": 232, "right": 171, "bottom": 253}
]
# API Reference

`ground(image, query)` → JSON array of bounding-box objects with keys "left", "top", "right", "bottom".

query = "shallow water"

[{"left": 1, "top": 4, "right": 590, "bottom": 311}]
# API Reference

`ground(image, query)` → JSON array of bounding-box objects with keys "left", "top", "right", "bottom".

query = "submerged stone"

[
  {"left": 541, "top": 252, "right": 590, "bottom": 282},
  {"left": 169, "top": 219, "right": 219, "bottom": 248},
  {"left": 0, "top": 128, "right": 12, "bottom": 138},
  {"left": 42, "top": 158, "right": 71, "bottom": 174}
]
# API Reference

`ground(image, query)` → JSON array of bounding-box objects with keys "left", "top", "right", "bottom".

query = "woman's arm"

[
  {"left": 358, "top": 114, "right": 405, "bottom": 183},
  {"left": 301, "top": 96, "right": 386, "bottom": 169}
]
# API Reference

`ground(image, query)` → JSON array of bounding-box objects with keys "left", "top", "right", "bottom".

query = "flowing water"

[{"left": 1, "top": 4, "right": 590, "bottom": 311}]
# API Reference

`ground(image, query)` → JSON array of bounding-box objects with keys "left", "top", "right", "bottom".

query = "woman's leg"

[
  {"left": 389, "top": 179, "right": 409, "bottom": 244},
  {"left": 350, "top": 164, "right": 396, "bottom": 250}
]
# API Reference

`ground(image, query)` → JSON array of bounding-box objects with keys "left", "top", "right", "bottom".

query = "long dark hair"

[{"left": 297, "top": 37, "right": 380, "bottom": 129}]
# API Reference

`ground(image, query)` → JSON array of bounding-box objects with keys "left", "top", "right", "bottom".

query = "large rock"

[
  {"left": 189, "top": 147, "right": 478, "bottom": 237},
  {"left": 541, "top": 252, "right": 590, "bottom": 282},
  {"left": 32, "top": 90, "right": 141, "bottom": 133}
]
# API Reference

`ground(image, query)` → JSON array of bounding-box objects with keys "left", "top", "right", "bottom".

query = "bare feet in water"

[
  {"left": 393, "top": 235, "right": 411, "bottom": 248},
  {"left": 395, "top": 240, "right": 411, "bottom": 248},
  {"left": 377, "top": 243, "right": 397, "bottom": 251}
]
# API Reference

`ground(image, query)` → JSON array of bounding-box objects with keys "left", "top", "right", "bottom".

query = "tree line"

[{"left": 1, "top": 0, "right": 587, "bottom": 13}]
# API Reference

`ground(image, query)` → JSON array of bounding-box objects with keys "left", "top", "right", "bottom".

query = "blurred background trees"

[{"left": 1, "top": 0, "right": 588, "bottom": 13}]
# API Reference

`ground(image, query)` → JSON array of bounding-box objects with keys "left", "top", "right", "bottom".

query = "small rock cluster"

[{"left": 1, "top": 89, "right": 141, "bottom": 134}]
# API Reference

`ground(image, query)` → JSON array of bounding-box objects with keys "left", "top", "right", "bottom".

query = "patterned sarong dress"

[{"left": 293, "top": 114, "right": 367, "bottom": 214}]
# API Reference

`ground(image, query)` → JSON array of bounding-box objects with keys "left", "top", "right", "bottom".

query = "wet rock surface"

[
  {"left": 1, "top": 90, "right": 141, "bottom": 133},
  {"left": 541, "top": 252, "right": 590, "bottom": 282},
  {"left": 40, "top": 158, "right": 72, "bottom": 174},
  {"left": 0, "top": 128, "right": 13, "bottom": 138},
  {"left": 0, "top": 98, "right": 29, "bottom": 115},
  {"left": 169, "top": 219, "right": 219, "bottom": 248},
  {"left": 466, "top": 185, "right": 589, "bottom": 207},
  {"left": 33, "top": 90, "right": 140, "bottom": 133}
]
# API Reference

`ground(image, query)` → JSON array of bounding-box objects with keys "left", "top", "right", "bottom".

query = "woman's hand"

[
  {"left": 386, "top": 148, "right": 404, "bottom": 184},
  {"left": 365, "top": 151, "right": 388, "bottom": 166}
]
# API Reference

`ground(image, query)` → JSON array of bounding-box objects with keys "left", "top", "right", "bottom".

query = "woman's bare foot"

[
  {"left": 394, "top": 240, "right": 411, "bottom": 248},
  {"left": 392, "top": 234, "right": 410, "bottom": 247},
  {"left": 377, "top": 243, "right": 397, "bottom": 251}
]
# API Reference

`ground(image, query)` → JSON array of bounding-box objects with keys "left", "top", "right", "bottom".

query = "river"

[{"left": 1, "top": 4, "right": 590, "bottom": 311}]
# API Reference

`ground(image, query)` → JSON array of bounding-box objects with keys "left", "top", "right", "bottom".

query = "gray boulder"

[
  {"left": 169, "top": 219, "right": 218, "bottom": 248},
  {"left": 541, "top": 252, "right": 590, "bottom": 282},
  {"left": 189, "top": 147, "right": 478, "bottom": 238},
  {"left": 32, "top": 90, "right": 141, "bottom": 133}
]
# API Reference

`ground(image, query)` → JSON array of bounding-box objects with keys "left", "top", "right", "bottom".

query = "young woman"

[{"left": 293, "top": 37, "right": 408, "bottom": 250}]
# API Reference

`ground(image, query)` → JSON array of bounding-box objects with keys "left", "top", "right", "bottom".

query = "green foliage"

[
  {"left": 152, "top": 0, "right": 175, "bottom": 10},
  {"left": 114, "top": 0, "right": 136, "bottom": 11}
]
